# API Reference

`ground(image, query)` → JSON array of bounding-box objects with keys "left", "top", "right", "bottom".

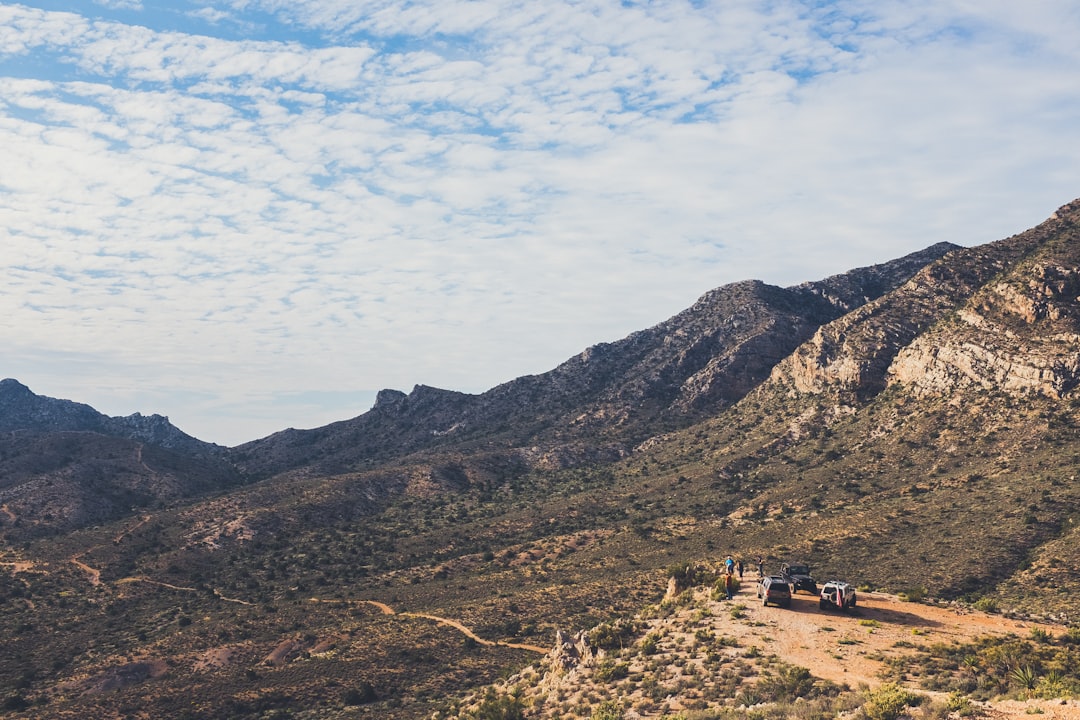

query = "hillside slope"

[{"left": 1, "top": 200, "right": 1079, "bottom": 719}]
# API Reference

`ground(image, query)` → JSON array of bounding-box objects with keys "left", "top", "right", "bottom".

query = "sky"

[{"left": 1, "top": 1, "right": 1078, "bottom": 447}]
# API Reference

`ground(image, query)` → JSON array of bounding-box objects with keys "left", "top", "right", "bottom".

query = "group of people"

[{"left": 720, "top": 554, "right": 765, "bottom": 600}]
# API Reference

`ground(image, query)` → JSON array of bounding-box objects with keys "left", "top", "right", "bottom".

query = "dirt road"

[
  {"left": 747, "top": 589, "right": 1034, "bottom": 687},
  {"left": 726, "top": 587, "right": 1080, "bottom": 719}
]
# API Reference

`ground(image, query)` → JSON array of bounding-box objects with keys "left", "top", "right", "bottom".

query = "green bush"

[
  {"left": 466, "top": 689, "right": 526, "bottom": 720},
  {"left": 1029, "top": 627, "right": 1052, "bottom": 644},
  {"left": 594, "top": 659, "right": 630, "bottom": 683},
  {"left": 1034, "top": 671, "right": 1079, "bottom": 699},
  {"left": 756, "top": 663, "right": 815, "bottom": 702},
  {"left": 668, "top": 561, "right": 705, "bottom": 591},
  {"left": 897, "top": 587, "right": 926, "bottom": 603},
  {"left": 590, "top": 700, "right": 623, "bottom": 720},
  {"left": 589, "top": 618, "right": 641, "bottom": 651},
  {"left": 863, "top": 683, "right": 917, "bottom": 720},
  {"left": 946, "top": 691, "right": 979, "bottom": 717},
  {"left": 1010, "top": 665, "right": 1038, "bottom": 692}
]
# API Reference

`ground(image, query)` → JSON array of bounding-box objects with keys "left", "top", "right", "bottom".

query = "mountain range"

[{"left": 1, "top": 198, "right": 1079, "bottom": 718}]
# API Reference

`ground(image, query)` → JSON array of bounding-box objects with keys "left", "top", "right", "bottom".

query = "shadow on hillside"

[{"left": 776, "top": 593, "right": 945, "bottom": 629}]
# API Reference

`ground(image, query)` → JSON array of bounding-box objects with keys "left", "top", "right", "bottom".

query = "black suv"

[
  {"left": 757, "top": 576, "right": 791, "bottom": 608},
  {"left": 780, "top": 562, "right": 817, "bottom": 594}
]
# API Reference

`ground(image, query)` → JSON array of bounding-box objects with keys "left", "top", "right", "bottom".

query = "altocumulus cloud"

[{"left": 0, "top": 0, "right": 1078, "bottom": 444}]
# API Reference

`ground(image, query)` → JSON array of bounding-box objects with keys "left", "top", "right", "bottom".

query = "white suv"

[{"left": 819, "top": 581, "right": 857, "bottom": 611}]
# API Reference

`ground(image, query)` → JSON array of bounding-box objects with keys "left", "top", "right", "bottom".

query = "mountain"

[
  {"left": 228, "top": 241, "right": 958, "bottom": 479},
  {"left": 0, "top": 378, "right": 224, "bottom": 457},
  {"left": 1, "top": 199, "right": 1079, "bottom": 719},
  {"left": 0, "top": 379, "right": 238, "bottom": 539}
]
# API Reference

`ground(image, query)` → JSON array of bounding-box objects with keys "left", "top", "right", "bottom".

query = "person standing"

[
  {"left": 736, "top": 559, "right": 744, "bottom": 579},
  {"left": 724, "top": 571, "right": 735, "bottom": 600}
]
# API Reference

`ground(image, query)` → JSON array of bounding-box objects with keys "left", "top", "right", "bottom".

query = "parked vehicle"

[
  {"left": 780, "top": 562, "right": 817, "bottom": 594},
  {"left": 757, "top": 575, "right": 791, "bottom": 608},
  {"left": 819, "top": 580, "right": 857, "bottom": 611}
]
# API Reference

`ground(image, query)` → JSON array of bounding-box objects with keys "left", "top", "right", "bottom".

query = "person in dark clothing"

[{"left": 736, "top": 560, "right": 744, "bottom": 579}]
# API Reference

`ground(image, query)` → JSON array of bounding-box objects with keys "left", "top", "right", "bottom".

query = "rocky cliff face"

[
  {"left": 768, "top": 200, "right": 1080, "bottom": 403},
  {"left": 889, "top": 211, "right": 1080, "bottom": 399}
]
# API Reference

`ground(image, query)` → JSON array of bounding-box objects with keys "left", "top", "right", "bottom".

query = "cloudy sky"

[{"left": 1, "top": 1, "right": 1078, "bottom": 446}]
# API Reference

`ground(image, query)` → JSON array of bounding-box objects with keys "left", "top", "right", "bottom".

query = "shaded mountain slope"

[
  {"left": 0, "top": 380, "right": 238, "bottom": 540},
  {"left": 0, "top": 431, "right": 242, "bottom": 541},
  {"left": 0, "top": 379, "right": 223, "bottom": 458}
]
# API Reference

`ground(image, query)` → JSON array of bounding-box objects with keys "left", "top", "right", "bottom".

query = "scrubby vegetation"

[{"left": 883, "top": 631, "right": 1080, "bottom": 700}]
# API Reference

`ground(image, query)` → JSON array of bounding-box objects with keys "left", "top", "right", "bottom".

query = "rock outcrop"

[{"left": 768, "top": 199, "right": 1080, "bottom": 403}]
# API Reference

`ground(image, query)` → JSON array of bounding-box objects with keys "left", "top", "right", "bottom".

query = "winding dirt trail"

[
  {"left": 401, "top": 612, "right": 549, "bottom": 654},
  {"left": 311, "top": 598, "right": 548, "bottom": 654},
  {"left": 116, "top": 576, "right": 254, "bottom": 605},
  {"left": 114, "top": 515, "right": 152, "bottom": 544},
  {"left": 70, "top": 555, "right": 101, "bottom": 585}
]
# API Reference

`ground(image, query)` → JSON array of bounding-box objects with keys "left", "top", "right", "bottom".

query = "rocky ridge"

[
  {"left": 768, "top": 199, "right": 1080, "bottom": 403},
  {"left": 0, "top": 378, "right": 223, "bottom": 457},
  {"left": 230, "top": 242, "right": 958, "bottom": 480}
]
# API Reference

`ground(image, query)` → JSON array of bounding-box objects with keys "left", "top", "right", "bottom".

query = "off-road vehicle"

[
  {"left": 757, "top": 576, "right": 791, "bottom": 608},
  {"left": 780, "top": 562, "right": 817, "bottom": 594},
  {"left": 819, "top": 580, "right": 857, "bottom": 611}
]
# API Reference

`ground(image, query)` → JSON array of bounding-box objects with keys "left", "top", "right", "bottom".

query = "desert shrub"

[
  {"left": 589, "top": 618, "right": 641, "bottom": 651},
  {"left": 640, "top": 633, "right": 660, "bottom": 656},
  {"left": 756, "top": 663, "right": 816, "bottom": 702},
  {"left": 735, "top": 688, "right": 761, "bottom": 707},
  {"left": 1033, "top": 671, "right": 1079, "bottom": 699},
  {"left": 945, "top": 691, "right": 980, "bottom": 717},
  {"left": 1029, "top": 627, "right": 1052, "bottom": 644},
  {"left": 466, "top": 689, "right": 526, "bottom": 720},
  {"left": 2, "top": 695, "right": 28, "bottom": 711},
  {"left": 897, "top": 587, "right": 926, "bottom": 603},
  {"left": 668, "top": 561, "right": 707, "bottom": 592},
  {"left": 590, "top": 700, "right": 623, "bottom": 720},
  {"left": 594, "top": 659, "right": 630, "bottom": 683},
  {"left": 973, "top": 596, "right": 998, "bottom": 613},
  {"left": 342, "top": 681, "right": 377, "bottom": 705},
  {"left": 861, "top": 683, "right": 917, "bottom": 720}
]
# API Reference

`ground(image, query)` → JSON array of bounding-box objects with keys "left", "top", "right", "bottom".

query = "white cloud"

[
  {"left": 94, "top": 0, "right": 142, "bottom": 9},
  {"left": 0, "top": 0, "right": 1078, "bottom": 444}
]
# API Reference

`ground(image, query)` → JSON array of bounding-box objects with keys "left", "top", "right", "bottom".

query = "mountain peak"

[{"left": 0, "top": 377, "right": 32, "bottom": 396}]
